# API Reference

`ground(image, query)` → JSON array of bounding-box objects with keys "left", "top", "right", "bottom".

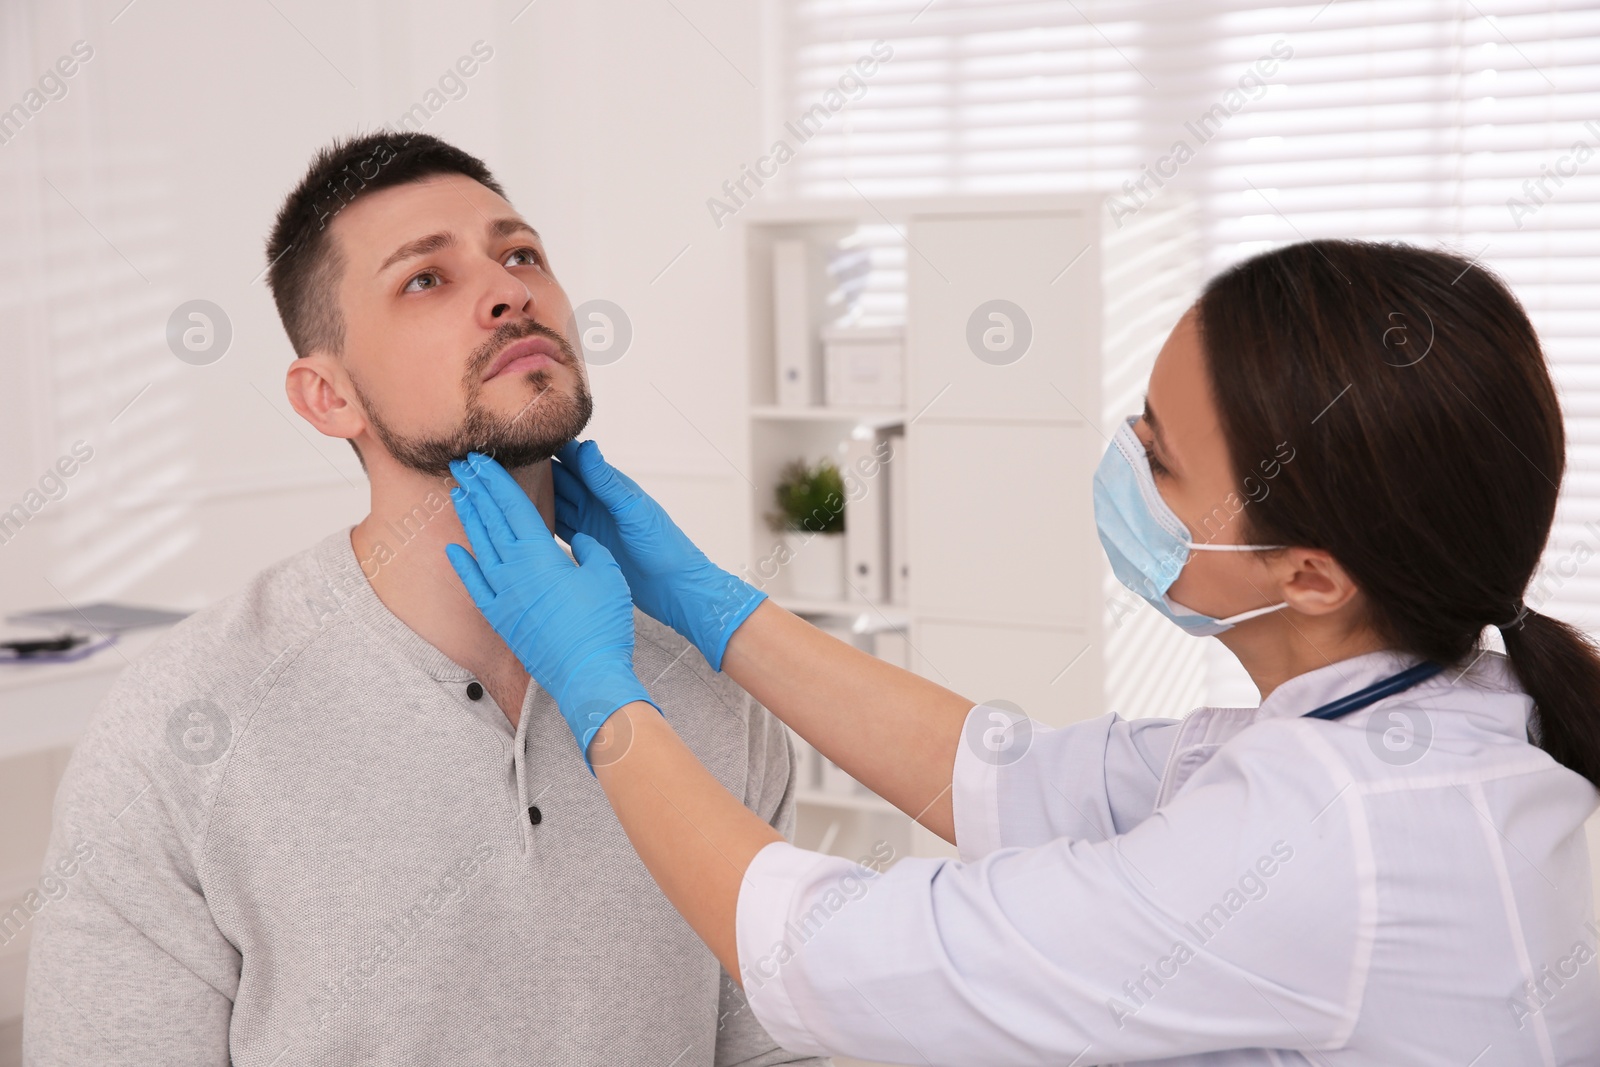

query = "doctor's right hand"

[
  {"left": 446, "top": 452, "right": 658, "bottom": 774},
  {"left": 552, "top": 439, "right": 767, "bottom": 672}
]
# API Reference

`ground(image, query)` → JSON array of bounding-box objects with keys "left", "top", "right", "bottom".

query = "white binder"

[
  {"left": 772, "top": 239, "right": 817, "bottom": 407},
  {"left": 888, "top": 431, "right": 910, "bottom": 606},
  {"left": 843, "top": 431, "right": 890, "bottom": 604}
]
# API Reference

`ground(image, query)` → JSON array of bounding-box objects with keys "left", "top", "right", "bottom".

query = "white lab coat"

[{"left": 735, "top": 649, "right": 1600, "bottom": 1065}]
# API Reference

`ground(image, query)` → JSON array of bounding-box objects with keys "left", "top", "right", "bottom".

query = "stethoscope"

[{"left": 1301, "top": 661, "right": 1444, "bottom": 721}]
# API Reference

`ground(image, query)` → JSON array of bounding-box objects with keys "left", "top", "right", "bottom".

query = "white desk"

[
  {"left": 0, "top": 626, "right": 173, "bottom": 1063},
  {"left": 0, "top": 628, "right": 171, "bottom": 764}
]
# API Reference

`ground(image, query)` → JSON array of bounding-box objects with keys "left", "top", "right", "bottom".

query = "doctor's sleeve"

[
  {"left": 952, "top": 706, "right": 1182, "bottom": 861},
  {"left": 735, "top": 719, "right": 1369, "bottom": 1066},
  {"left": 712, "top": 696, "right": 833, "bottom": 1066},
  {"left": 22, "top": 676, "right": 238, "bottom": 1067}
]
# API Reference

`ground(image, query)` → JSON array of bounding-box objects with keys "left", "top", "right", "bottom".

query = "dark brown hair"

[
  {"left": 264, "top": 131, "right": 508, "bottom": 467},
  {"left": 1198, "top": 238, "right": 1600, "bottom": 788}
]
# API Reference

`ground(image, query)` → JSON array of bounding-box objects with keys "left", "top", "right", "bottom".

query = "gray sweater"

[{"left": 22, "top": 525, "right": 826, "bottom": 1067}]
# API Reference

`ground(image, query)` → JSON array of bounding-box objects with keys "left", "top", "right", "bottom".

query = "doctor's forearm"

[
  {"left": 592, "top": 700, "right": 781, "bottom": 982},
  {"left": 721, "top": 599, "right": 974, "bottom": 842}
]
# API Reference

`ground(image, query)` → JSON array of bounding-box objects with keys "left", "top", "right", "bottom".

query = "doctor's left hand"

[{"left": 445, "top": 451, "right": 659, "bottom": 773}]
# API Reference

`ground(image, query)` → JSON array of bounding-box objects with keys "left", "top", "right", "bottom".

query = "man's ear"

[
  {"left": 285, "top": 351, "right": 363, "bottom": 444},
  {"left": 1267, "top": 546, "right": 1362, "bottom": 617}
]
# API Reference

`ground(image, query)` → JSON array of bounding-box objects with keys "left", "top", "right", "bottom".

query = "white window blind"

[{"left": 779, "top": 0, "right": 1600, "bottom": 642}]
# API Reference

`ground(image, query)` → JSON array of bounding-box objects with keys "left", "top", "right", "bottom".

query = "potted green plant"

[{"left": 767, "top": 457, "right": 847, "bottom": 601}]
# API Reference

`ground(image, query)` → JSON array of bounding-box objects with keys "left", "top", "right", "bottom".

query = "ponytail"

[
  {"left": 1197, "top": 239, "right": 1600, "bottom": 794},
  {"left": 1501, "top": 610, "right": 1600, "bottom": 789}
]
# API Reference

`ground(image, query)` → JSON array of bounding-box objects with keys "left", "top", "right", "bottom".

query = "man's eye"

[
  {"left": 403, "top": 270, "right": 441, "bottom": 293},
  {"left": 506, "top": 246, "right": 544, "bottom": 268},
  {"left": 1144, "top": 447, "right": 1169, "bottom": 477}
]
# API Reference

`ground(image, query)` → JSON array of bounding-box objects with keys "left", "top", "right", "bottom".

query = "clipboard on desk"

[
  {"left": 1, "top": 602, "right": 189, "bottom": 663},
  {"left": 6, "top": 602, "right": 190, "bottom": 634}
]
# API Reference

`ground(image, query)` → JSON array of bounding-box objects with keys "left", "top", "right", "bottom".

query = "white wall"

[{"left": 0, "top": 0, "right": 768, "bottom": 624}]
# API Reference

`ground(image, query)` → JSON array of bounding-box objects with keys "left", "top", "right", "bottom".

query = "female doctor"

[{"left": 445, "top": 239, "right": 1600, "bottom": 1064}]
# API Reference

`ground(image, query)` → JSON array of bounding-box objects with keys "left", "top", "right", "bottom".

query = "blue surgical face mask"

[{"left": 1092, "top": 416, "right": 1287, "bottom": 637}]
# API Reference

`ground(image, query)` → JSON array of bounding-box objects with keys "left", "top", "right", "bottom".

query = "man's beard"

[{"left": 349, "top": 320, "right": 594, "bottom": 478}]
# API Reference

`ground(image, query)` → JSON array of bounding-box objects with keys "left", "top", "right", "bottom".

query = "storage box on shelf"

[
  {"left": 822, "top": 324, "right": 904, "bottom": 410},
  {"left": 741, "top": 194, "right": 1204, "bottom": 864}
]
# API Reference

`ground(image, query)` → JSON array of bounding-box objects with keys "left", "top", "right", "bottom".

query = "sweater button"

[
  {"left": 466, "top": 681, "right": 484, "bottom": 700},
  {"left": 527, "top": 805, "right": 542, "bottom": 825}
]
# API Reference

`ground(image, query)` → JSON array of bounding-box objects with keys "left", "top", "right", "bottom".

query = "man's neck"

[{"left": 350, "top": 456, "right": 557, "bottom": 723}]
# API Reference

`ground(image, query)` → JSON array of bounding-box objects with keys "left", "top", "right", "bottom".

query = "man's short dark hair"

[
  {"left": 265, "top": 131, "right": 507, "bottom": 360},
  {"left": 264, "top": 131, "right": 508, "bottom": 468}
]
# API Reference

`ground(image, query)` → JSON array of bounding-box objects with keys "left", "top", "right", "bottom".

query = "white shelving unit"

[{"left": 740, "top": 194, "right": 1205, "bottom": 866}]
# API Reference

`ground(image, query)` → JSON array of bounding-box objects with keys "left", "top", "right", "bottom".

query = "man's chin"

[
  {"left": 362, "top": 372, "right": 592, "bottom": 478},
  {"left": 460, "top": 436, "right": 571, "bottom": 471},
  {"left": 384, "top": 433, "right": 577, "bottom": 479},
  {"left": 450, "top": 385, "right": 592, "bottom": 473}
]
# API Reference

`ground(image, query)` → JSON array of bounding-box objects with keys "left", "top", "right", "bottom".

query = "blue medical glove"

[
  {"left": 551, "top": 438, "right": 767, "bottom": 672},
  {"left": 444, "top": 451, "right": 658, "bottom": 774}
]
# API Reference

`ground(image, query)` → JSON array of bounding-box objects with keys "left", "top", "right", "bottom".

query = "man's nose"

[{"left": 486, "top": 278, "right": 533, "bottom": 322}]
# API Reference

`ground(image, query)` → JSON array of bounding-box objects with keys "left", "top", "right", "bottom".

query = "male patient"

[{"left": 22, "top": 132, "right": 821, "bottom": 1067}]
